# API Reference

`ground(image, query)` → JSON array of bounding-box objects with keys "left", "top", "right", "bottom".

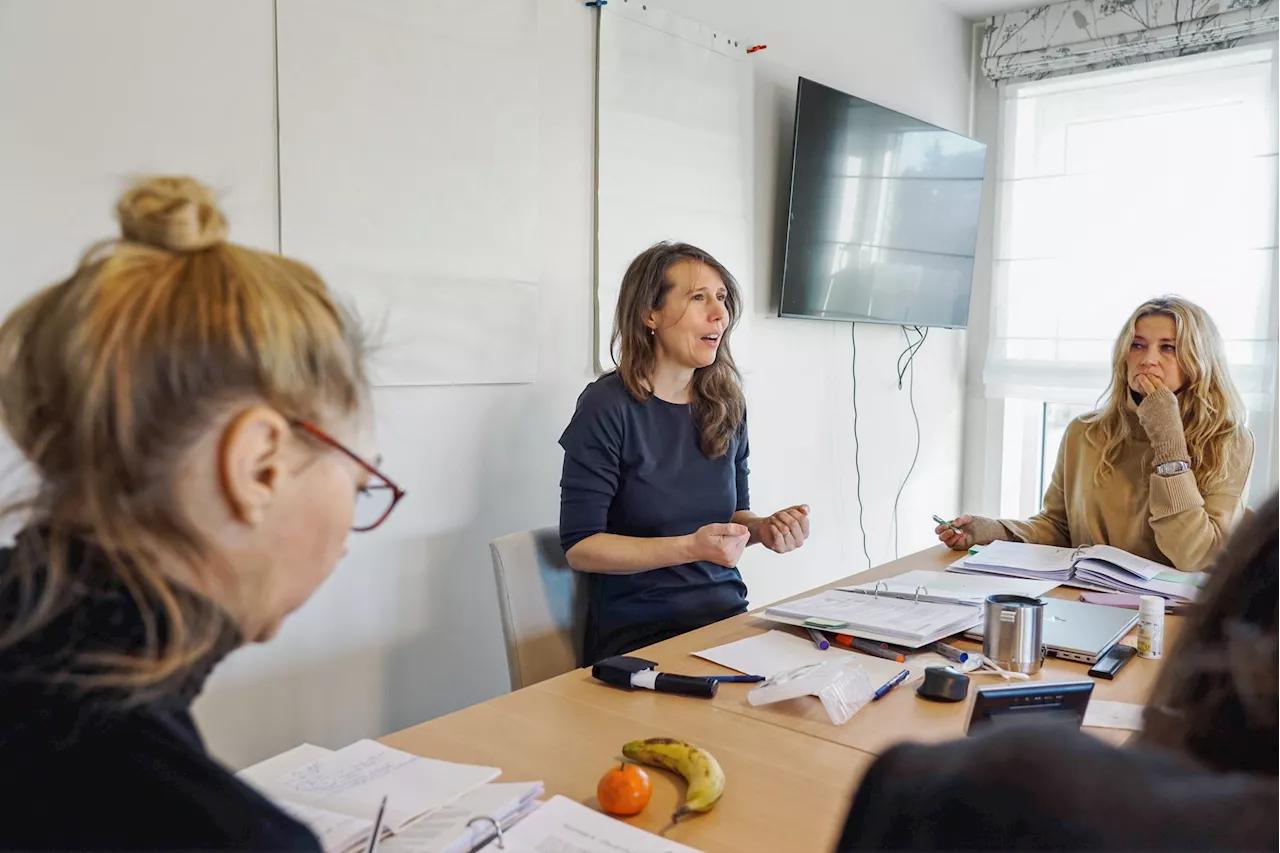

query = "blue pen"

[
  {"left": 706, "top": 674, "right": 766, "bottom": 683},
  {"left": 872, "top": 669, "right": 910, "bottom": 701},
  {"left": 806, "top": 628, "right": 830, "bottom": 651}
]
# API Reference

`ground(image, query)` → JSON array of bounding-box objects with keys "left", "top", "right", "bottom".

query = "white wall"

[
  {"left": 654, "top": 0, "right": 974, "bottom": 614},
  {"left": 0, "top": 0, "right": 974, "bottom": 768}
]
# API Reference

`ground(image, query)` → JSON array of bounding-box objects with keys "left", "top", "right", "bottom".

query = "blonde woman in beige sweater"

[{"left": 939, "top": 297, "right": 1253, "bottom": 571}]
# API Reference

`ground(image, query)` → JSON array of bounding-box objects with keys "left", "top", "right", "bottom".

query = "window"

[
  {"left": 1041, "top": 403, "right": 1090, "bottom": 497},
  {"left": 983, "top": 46, "right": 1279, "bottom": 516}
]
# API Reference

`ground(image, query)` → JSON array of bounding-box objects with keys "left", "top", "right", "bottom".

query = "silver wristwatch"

[{"left": 1155, "top": 460, "right": 1191, "bottom": 477}]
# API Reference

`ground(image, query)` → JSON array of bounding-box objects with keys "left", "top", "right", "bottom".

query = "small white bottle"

[{"left": 1136, "top": 595, "right": 1164, "bottom": 660}]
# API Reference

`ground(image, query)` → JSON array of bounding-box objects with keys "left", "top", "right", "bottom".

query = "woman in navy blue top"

[{"left": 560, "top": 242, "right": 811, "bottom": 664}]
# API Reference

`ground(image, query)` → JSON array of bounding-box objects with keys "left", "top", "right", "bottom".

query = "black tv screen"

[{"left": 779, "top": 78, "right": 987, "bottom": 328}]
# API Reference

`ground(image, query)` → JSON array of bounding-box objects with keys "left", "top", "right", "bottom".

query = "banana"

[{"left": 621, "top": 738, "right": 725, "bottom": 820}]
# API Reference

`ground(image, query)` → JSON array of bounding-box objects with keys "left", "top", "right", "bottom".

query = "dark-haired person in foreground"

[
  {"left": 837, "top": 492, "right": 1279, "bottom": 851},
  {"left": 559, "top": 241, "right": 811, "bottom": 664}
]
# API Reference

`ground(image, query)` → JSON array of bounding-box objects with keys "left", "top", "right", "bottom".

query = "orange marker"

[{"left": 833, "top": 634, "right": 905, "bottom": 663}]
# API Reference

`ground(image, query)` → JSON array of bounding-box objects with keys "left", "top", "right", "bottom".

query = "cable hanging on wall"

[
  {"left": 889, "top": 325, "right": 927, "bottom": 560},
  {"left": 852, "top": 323, "right": 929, "bottom": 570},
  {"left": 850, "top": 323, "right": 872, "bottom": 570}
]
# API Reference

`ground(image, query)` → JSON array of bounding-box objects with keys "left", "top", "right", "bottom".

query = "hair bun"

[{"left": 117, "top": 176, "right": 228, "bottom": 252}]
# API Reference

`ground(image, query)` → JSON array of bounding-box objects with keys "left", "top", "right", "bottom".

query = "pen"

[
  {"left": 872, "top": 669, "right": 911, "bottom": 701},
  {"left": 834, "top": 635, "right": 906, "bottom": 663},
  {"left": 930, "top": 642, "right": 969, "bottom": 663},
  {"left": 806, "top": 628, "right": 830, "bottom": 651},
  {"left": 706, "top": 674, "right": 766, "bottom": 683},
  {"left": 365, "top": 795, "right": 388, "bottom": 853},
  {"left": 933, "top": 514, "right": 963, "bottom": 535}
]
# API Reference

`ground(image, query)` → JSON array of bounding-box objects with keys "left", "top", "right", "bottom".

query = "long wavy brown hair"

[
  {"left": 1083, "top": 296, "right": 1246, "bottom": 487},
  {"left": 1141, "top": 491, "right": 1278, "bottom": 774},
  {"left": 611, "top": 242, "right": 745, "bottom": 458}
]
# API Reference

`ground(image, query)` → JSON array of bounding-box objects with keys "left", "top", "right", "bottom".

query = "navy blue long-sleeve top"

[{"left": 559, "top": 373, "right": 750, "bottom": 663}]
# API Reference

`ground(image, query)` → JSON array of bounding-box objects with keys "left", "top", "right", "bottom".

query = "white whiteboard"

[
  {"left": 595, "top": 2, "right": 754, "bottom": 373},
  {"left": 277, "top": 0, "right": 539, "bottom": 387}
]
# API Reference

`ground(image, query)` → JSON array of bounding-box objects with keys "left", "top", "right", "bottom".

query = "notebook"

[
  {"left": 949, "top": 541, "right": 1205, "bottom": 602},
  {"left": 838, "top": 570, "right": 1060, "bottom": 606},
  {"left": 480, "top": 794, "right": 703, "bottom": 852},
  {"left": 239, "top": 741, "right": 505, "bottom": 853},
  {"left": 761, "top": 589, "right": 983, "bottom": 648}
]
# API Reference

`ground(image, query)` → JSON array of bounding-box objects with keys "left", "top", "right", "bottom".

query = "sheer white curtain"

[
  {"left": 984, "top": 46, "right": 1278, "bottom": 414},
  {"left": 981, "top": 44, "right": 1278, "bottom": 506}
]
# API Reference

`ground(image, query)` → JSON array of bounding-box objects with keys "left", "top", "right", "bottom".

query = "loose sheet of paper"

[
  {"left": 481, "top": 795, "right": 703, "bottom": 852},
  {"left": 1083, "top": 700, "right": 1145, "bottom": 731},
  {"left": 694, "top": 630, "right": 907, "bottom": 685}
]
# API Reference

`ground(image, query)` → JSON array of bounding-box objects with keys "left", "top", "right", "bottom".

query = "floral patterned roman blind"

[{"left": 982, "top": 0, "right": 1278, "bottom": 82}]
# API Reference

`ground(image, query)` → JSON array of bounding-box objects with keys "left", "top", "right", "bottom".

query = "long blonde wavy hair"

[{"left": 1084, "top": 296, "right": 1245, "bottom": 487}]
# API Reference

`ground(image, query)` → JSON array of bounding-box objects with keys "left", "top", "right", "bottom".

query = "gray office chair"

[{"left": 489, "top": 527, "right": 586, "bottom": 691}]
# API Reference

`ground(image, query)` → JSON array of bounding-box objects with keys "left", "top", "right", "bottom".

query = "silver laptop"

[{"left": 963, "top": 598, "right": 1139, "bottom": 664}]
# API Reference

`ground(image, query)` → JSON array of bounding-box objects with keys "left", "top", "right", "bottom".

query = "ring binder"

[
  {"left": 873, "top": 580, "right": 888, "bottom": 598},
  {"left": 763, "top": 587, "right": 984, "bottom": 648},
  {"left": 913, "top": 585, "right": 928, "bottom": 604},
  {"left": 466, "top": 814, "right": 509, "bottom": 852}
]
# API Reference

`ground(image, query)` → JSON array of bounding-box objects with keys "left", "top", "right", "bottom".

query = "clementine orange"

[{"left": 597, "top": 762, "right": 652, "bottom": 816}]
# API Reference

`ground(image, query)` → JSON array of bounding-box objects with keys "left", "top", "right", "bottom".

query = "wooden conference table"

[{"left": 381, "top": 546, "right": 1180, "bottom": 852}]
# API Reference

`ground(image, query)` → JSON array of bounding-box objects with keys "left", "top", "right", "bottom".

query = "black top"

[
  {"left": 559, "top": 373, "right": 750, "bottom": 663},
  {"left": 0, "top": 529, "right": 320, "bottom": 852},
  {"left": 837, "top": 722, "right": 1279, "bottom": 851}
]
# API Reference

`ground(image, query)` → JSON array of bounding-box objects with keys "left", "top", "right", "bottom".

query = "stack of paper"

[
  {"left": 949, "top": 541, "right": 1077, "bottom": 581},
  {"left": 239, "top": 741, "right": 507, "bottom": 853},
  {"left": 762, "top": 589, "right": 982, "bottom": 648}
]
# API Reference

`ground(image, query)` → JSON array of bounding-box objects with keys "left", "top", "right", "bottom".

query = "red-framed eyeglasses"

[{"left": 294, "top": 421, "right": 406, "bottom": 532}]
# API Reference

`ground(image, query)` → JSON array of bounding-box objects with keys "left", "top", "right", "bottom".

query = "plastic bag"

[{"left": 746, "top": 659, "right": 876, "bottom": 725}]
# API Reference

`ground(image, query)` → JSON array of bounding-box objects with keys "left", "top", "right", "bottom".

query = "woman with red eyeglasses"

[{"left": 0, "top": 177, "right": 403, "bottom": 851}]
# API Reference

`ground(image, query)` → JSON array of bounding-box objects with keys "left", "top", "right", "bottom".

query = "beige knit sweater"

[{"left": 1000, "top": 401, "right": 1254, "bottom": 572}]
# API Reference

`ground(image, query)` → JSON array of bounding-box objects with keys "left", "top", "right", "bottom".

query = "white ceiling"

[{"left": 935, "top": 0, "right": 1040, "bottom": 20}]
